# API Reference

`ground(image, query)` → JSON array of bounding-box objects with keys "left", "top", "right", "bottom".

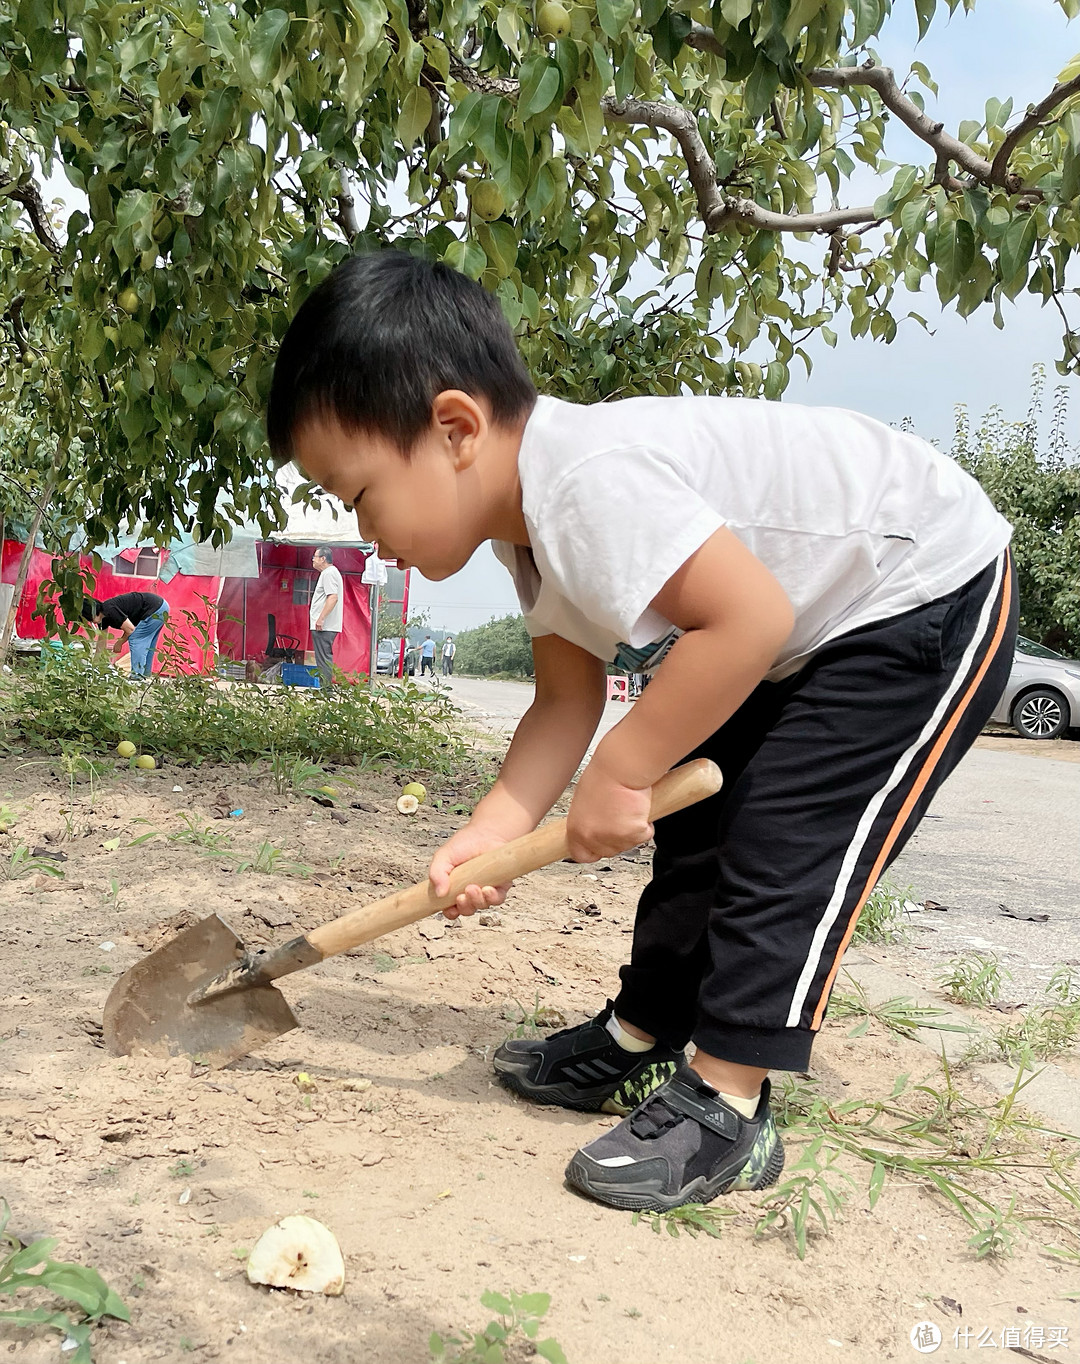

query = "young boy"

[
  {"left": 81, "top": 591, "right": 170, "bottom": 679},
  {"left": 267, "top": 252, "right": 1015, "bottom": 1213}
]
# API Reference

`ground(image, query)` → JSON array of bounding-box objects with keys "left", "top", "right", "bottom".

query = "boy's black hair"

[
  {"left": 80, "top": 598, "right": 103, "bottom": 622},
  {"left": 267, "top": 251, "right": 537, "bottom": 463}
]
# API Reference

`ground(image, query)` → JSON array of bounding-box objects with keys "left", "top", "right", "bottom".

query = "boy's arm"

[
  {"left": 429, "top": 632, "right": 606, "bottom": 911},
  {"left": 567, "top": 526, "right": 794, "bottom": 861},
  {"left": 111, "top": 618, "right": 136, "bottom": 654}
]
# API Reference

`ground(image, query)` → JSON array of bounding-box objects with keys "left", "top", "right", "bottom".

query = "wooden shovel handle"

[{"left": 306, "top": 758, "right": 722, "bottom": 962}]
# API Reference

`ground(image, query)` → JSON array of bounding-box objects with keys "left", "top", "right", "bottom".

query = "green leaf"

[
  {"left": 513, "top": 1292, "right": 550, "bottom": 1317},
  {"left": 249, "top": 9, "right": 291, "bottom": 83},
  {"left": 720, "top": 0, "right": 753, "bottom": 25},
  {"left": 397, "top": 86, "right": 432, "bottom": 145},
  {"left": 998, "top": 212, "right": 1038, "bottom": 286},
  {"left": 650, "top": 9, "right": 693, "bottom": 66},
  {"left": 597, "top": 0, "right": 635, "bottom": 40},
  {"left": 744, "top": 55, "right": 781, "bottom": 121},
  {"left": 480, "top": 1291, "right": 513, "bottom": 1316},
  {"left": 536, "top": 1340, "right": 570, "bottom": 1364},
  {"left": 201, "top": 86, "right": 240, "bottom": 146},
  {"left": 852, "top": 0, "right": 882, "bottom": 46},
  {"left": 518, "top": 56, "right": 563, "bottom": 121}
]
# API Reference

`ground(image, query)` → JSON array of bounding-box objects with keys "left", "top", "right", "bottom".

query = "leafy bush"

[
  {"left": 953, "top": 369, "right": 1080, "bottom": 655},
  {"left": 453, "top": 615, "right": 534, "bottom": 679},
  {"left": 1, "top": 653, "right": 467, "bottom": 771}
]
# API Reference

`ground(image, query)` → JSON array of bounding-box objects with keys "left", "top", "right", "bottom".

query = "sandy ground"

[{"left": 2, "top": 748, "right": 1078, "bottom": 1364}]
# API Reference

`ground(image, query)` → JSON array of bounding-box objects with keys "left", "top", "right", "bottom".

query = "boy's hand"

[
  {"left": 429, "top": 824, "right": 515, "bottom": 919},
  {"left": 566, "top": 760, "right": 654, "bottom": 863}
]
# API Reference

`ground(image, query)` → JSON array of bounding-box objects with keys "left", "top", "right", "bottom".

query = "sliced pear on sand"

[{"left": 246, "top": 1215, "right": 345, "bottom": 1295}]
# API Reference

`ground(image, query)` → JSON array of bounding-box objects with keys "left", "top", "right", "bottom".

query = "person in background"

[
  {"left": 442, "top": 635, "right": 456, "bottom": 676},
  {"left": 80, "top": 591, "right": 169, "bottom": 679},
  {"left": 310, "top": 546, "right": 344, "bottom": 688},
  {"left": 420, "top": 634, "right": 436, "bottom": 675}
]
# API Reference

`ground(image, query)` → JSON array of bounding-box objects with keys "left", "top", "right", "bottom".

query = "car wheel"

[{"left": 1011, "top": 687, "right": 1069, "bottom": 740}]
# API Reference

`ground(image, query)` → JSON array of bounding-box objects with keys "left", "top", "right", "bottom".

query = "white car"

[{"left": 989, "top": 635, "right": 1080, "bottom": 740}]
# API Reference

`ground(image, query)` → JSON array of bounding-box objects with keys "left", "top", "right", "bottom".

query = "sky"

[{"left": 410, "top": 0, "right": 1080, "bottom": 632}]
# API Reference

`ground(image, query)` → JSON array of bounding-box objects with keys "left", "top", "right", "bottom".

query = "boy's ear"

[{"left": 430, "top": 390, "right": 487, "bottom": 469}]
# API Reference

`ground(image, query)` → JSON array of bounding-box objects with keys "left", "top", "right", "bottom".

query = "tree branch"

[
  {"left": 809, "top": 64, "right": 995, "bottom": 183},
  {"left": 0, "top": 173, "right": 62, "bottom": 256},
  {"left": 990, "top": 73, "right": 1080, "bottom": 187},
  {"left": 331, "top": 162, "right": 361, "bottom": 240},
  {"left": 686, "top": 23, "right": 725, "bottom": 58},
  {"left": 603, "top": 97, "right": 879, "bottom": 233}
]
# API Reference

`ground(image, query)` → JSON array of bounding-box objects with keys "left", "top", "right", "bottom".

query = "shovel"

[{"left": 103, "top": 758, "right": 722, "bottom": 1068}]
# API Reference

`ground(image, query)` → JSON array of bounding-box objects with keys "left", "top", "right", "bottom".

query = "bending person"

[{"left": 82, "top": 591, "right": 169, "bottom": 678}]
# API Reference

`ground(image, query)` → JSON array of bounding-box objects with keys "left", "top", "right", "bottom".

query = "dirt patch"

[
  {"left": 1, "top": 755, "right": 1075, "bottom": 1363},
  {"left": 976, "top": 730, "right": 1080, "bottom": 762}
]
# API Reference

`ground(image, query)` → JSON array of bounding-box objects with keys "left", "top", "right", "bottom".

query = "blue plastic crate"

[{"left": 281, "top": 663, "right": 320, "bottom": 688}]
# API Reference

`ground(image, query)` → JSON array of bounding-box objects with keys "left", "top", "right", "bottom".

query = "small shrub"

[{"left": 1, "top": 652, "right": 467, "bottom": 772}]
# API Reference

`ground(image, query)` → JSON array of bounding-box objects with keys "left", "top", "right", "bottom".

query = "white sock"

[
  {"left": 605, "top": 1013, "right": 655, "bottom": 1053},
  {"left": 716, "top": 1089, "right": 760, "bottom": 1120}
]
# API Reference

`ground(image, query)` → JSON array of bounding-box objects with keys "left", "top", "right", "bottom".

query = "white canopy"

[{"left": 268, "top": 466, "right": 374, "bottom": 549}]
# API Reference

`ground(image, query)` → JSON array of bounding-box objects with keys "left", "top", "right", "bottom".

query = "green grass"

[
  {"left": 852, "top": 879, "right": 915, "bottom": 945},
  {"left": 937, "top": 951, "right": 1010, "bottom": 1007}
]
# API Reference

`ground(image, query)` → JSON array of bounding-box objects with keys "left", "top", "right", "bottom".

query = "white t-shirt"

[
  {"left": 310, "top": 565, "right": 344, "bottom": 633},
  {"left": 492, "top": 396, "right": 1012, "bottom": 681}
]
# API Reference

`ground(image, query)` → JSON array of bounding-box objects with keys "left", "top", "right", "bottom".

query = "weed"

[
  {"left": 302, "top": 1190, "right": 319, "bottom": 1199},
  {"left": 965, "top": 1001, "right": 1080, "bottom": 1067},
  {"left": 168, "top": 814, "right": 232, "bottom": 855},
  {"left": 827, "top": 978, "right": 972, "bottom": 1041},
  {"left": 168, "top": 1158, "right": 195, "bottom": 1179},
  {"left": 1047, "top": 963, "right": 1080, "bottom": 1004},
  {"left": 430, "top": 1290, "right": 568, "bottom": 1364},
  {"left": 937, "top": 951, "right": 1010, "bottom": 1007},
  {"left": 754, "top": 1138, "right": 856, "bottom": 1260},
  {"left": 2, "top": 843, "right": 65, "bottom": 881},
  {"left": 503, "top": 994, "right": 566, "bottom": 1038},
  {"left": 231, "top": 839, "right": 310, "bottom": 877},
  {"left": 269, "top": 752, "right": 343, "bottom": 799},
  {"left": 179, "top": 1336, "right": 195, "bottom": 1351},
  {"left": 966, "top": 1197, "right": 1026, "bottom": 1260},
  {"left": 0, "top": 797, "right": 20, "bottom": 832},
  {"left": 0, "top": 1198, "right": 129, "bottom": 1364},
  {"left": 101, "top": 877, "right": 123, "bottom": 913},
  {"left": 852, "top": 879, "right": 915, "bottom": 946},
  {"left": 371, "top": 951, "right": 398, "bottom": 973},
  {"left": 231, "top": 1247, "right": 249, "bottom": 1261},
  {"left": 632, "top": 1204, "right": 736, "bottom": 1240},
  {"left": 81, "top": 964, "right": 112, "bottom": 976}
]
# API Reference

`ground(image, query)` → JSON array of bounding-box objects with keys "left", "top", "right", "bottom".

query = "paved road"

[{"left": 440, "top": 675, "right": 1080, "bottom": 999}]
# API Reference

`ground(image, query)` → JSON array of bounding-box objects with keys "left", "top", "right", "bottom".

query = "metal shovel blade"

[{"left": 102, "top": 914, "right": 299, "bottom": 1069}]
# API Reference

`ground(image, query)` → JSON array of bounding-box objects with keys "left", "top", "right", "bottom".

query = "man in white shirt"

[
  {"left": 441, "top": 635, "right": 456, "bottom": 675},
  {"left": 309, "top": 546, "right": 344, "bottom": 688}
]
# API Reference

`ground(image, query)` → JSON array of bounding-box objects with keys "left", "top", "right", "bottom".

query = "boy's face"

[{"left": 292, "top": 393, "right": 498, "bottom": 580}]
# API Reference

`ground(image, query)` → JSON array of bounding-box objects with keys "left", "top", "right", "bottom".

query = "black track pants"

[{"left": 613, "top": 551, "right": 1017, "bottom": 1072}]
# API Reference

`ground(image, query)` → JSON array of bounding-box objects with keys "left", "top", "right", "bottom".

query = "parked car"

[
  {"left": 989, "top": 635, "right": 1080, "bottom": 740},
  {"left": 375, "top": 639, "right": 416, "bottom": 676}
]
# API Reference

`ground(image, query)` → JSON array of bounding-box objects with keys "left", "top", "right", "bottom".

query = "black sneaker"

[
  {"left": 564, "top": 1063, "right": 785, "bottom": 1211},
  {"left": 492, "top": 1002, "right": 682, "bottom": 1115}
]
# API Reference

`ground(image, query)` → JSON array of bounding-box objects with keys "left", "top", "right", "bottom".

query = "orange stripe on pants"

[{"left": 809, "top": 559, "right": 1014, "bottom": 1030}]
